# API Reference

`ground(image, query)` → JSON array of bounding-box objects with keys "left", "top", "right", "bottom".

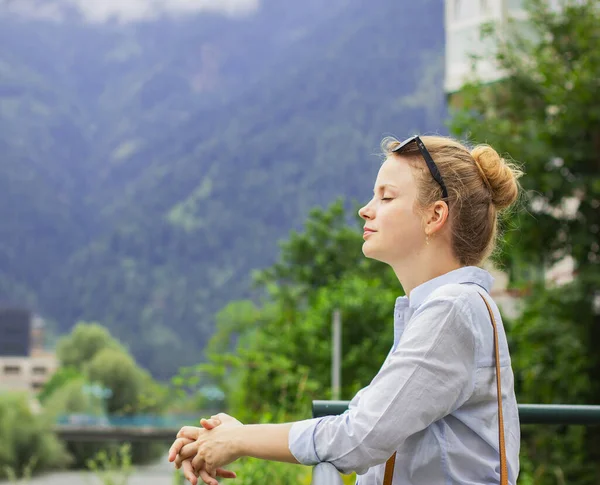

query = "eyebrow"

[{"left": 373, "top": 183, "right": 399, "bottom": 194}]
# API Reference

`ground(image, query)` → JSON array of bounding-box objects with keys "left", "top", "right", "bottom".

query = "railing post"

[{"left": 311, "top": 462, "right": 344, "bottom": 485}]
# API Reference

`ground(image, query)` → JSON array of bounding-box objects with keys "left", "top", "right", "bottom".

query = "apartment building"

[
  {"left": 0, "top": 309, "right": 58, "bottom": 393},
  {"left": 445, "top": 0, "right": 529, "bottom": 93}
]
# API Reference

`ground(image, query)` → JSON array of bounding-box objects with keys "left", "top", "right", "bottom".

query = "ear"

[{"left": 424, "top": 201, "right": 449, "bottom": 236}]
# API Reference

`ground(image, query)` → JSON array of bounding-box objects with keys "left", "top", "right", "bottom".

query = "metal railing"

[
  {"left": 312, "top": 401, "right": 600, "bottom": 424},
  {"left": 310, "top": 400, "right": 600, "bottom": 484}
]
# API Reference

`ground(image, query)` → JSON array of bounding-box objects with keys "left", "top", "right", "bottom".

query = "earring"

[{"left": 425, "top": 234, "right": 430, "bottom": 246}]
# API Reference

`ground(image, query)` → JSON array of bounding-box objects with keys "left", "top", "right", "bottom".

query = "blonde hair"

[{"left": 382, "top": 135, "right": 523, "bottom": 266}]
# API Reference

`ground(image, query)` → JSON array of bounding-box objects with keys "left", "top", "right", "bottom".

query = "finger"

[
  {"left": 198, "top": 468, "right": 218, "bottom": 485},
  {"left": 200, "top": 417, "right": 221, "bottom": 430},
  {"left": 179, "top": 441, "right": 201, "bottom": 461},
  {"left": 216, "top": 468, "right": 237, "bottom": 479},
  {"left": 212, "top": 413, "right": 242, "bottom": 426},
  {"left": 169, "top": 438, "right": 193, "bottom": 462},
  {"left": 177, "top": 426, "right": 202, "bottom": 440},
  {"left": 192, "top": 452, "right": 205, "bottom": 473},
  {"left": 175, "top": 446, "right": 194, "bottom": 470},
  {"left": 182, "top": 460, "right": 198, "bottom": 485}
]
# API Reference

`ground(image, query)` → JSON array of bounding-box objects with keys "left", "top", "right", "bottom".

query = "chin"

[{"left": 362, "top": 242, "right": 383, "bottom": 261}]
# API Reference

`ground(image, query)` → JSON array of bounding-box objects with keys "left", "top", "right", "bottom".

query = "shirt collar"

[{"left": 405, "top": 266, "right": 494, "bottom": 310}]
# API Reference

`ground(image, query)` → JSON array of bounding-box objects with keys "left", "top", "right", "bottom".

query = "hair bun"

[{"left": 471, "top": 145, "right": 523, "bottom": 210}]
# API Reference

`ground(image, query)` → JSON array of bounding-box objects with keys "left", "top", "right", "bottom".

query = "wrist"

[{"left": 231, "top": 424, "right": 249, "bottom": 459}]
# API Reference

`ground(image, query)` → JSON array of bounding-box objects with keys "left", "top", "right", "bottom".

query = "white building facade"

[{"left": 444, "top": 0, "right": 527, "bottom": 93}]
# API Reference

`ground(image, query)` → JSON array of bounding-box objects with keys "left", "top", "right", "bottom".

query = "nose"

[{"left": 359, "top": 200, "right": 374, "bottom": 220}]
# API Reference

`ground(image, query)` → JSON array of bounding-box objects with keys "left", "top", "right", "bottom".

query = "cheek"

[{"left": 382, "top": 206, "right": 423, "bottom": 243}]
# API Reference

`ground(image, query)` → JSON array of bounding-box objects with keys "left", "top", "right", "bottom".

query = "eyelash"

[{"left": 381, "top": 197, "right": 393, "bottom": 202}]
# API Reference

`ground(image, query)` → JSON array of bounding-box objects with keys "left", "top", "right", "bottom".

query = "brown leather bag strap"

[
  {"left": 479, "top": 293, "right": 508, "bottom": 485},
  {"left": 383, "top": 451, "right": 396, "bottom": 485},
  {"left": 382, "top": 292, "right": 508, "bottom": 485}
]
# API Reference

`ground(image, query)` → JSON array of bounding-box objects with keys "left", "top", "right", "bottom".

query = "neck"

[{"left": 391, "top": 242, "right": 462, "bottom": 297}]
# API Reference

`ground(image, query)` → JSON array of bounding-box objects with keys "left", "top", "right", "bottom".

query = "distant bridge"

[
  {"left": 54, "top": 425, "right": 179, "bottom": 442},
  {"left": 53, "top": 414, "right": 214, "bottom": 442}
]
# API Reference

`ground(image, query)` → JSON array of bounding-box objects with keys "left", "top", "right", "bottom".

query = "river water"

[{"left": 0, "top": 455, "right": 182, "bottom": 485}]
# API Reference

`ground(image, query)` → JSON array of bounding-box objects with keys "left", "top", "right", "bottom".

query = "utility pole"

[{"left": 332, "top": 309, "right": 341, "bottom": 400}]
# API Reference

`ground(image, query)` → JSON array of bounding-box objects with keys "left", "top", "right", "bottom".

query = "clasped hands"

[{"left": 168, "top": 413, "right": 243, "bottom": 485}]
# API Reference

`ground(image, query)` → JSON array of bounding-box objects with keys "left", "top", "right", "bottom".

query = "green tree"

[
  {"left": 56, "top": 323, "right": 126, "bottom": 371},
  {"left": 54, "top": 322, "right": 167, "bottom": 414},
  {"left": 37, "top": 366, "right": 84, "bottom": 405},
  {"left": 507, "top": 281, "right": 595, "bottom": 484},
  {"left": 85, "top": 347, "right": 167, "bottom": 415},
  {"left": 0, "top": 392, "right": 70, "bottom": 479},
  {"left": 449, "top": 0, "right": 600, "bottom": 482},
  {"left": 49, "top": 323, "right": 168, "bottom": 467},
  {"left": 43, "top": 377, "right": 107, "bottom": 419},
  {"left": 85, "top": 348, "right": 145, "bottom": 415}
]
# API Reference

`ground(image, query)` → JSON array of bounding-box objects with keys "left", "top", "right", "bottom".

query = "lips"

[{"left": 363, "top": 228, "right": 376, "bottom": 238}]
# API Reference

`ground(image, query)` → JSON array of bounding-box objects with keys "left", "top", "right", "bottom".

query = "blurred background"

[{"left": 0, "top": 0, "right": 598, "bottom": 483}]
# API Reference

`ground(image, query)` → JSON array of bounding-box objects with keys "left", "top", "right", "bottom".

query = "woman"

[{"left": 168, "top": 135, "right": 523, "bottom": 485}]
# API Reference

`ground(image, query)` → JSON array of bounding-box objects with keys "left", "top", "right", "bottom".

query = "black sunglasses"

[{"left": 391, "top": 135, "right": 449, "bottom": 200}]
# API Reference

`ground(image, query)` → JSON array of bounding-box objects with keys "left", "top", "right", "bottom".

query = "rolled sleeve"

[
  {"left": 288, "top": 417, "right": 324, "bottom": 465},
  {"left": 307, "top": 295, "right": 477, "bottom": 475}
]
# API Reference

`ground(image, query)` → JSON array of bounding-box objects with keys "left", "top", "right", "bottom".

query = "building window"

[
  {"left": 31, "top": 382, "right": 44, "bottom": 391},
  {"left": 3, "top": 365, "right": 21, "bottom": 375},
  {"left": 32, "top": 366, "right": 47, "bottom": 375}
]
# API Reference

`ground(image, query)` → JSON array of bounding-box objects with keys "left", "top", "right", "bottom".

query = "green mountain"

[{"left": 0, "top": 0, "right": 447, "bottom": 379}]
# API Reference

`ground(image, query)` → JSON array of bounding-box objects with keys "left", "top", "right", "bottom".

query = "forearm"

[{"left": 235, "top": 423, "right": 299, "bottom": 464}]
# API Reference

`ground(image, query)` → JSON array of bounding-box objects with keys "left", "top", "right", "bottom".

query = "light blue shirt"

[{"left": 289, "top": 266, "right": 520, "bottom": 484}]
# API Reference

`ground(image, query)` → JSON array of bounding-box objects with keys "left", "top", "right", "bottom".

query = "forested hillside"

[{"left": 0, "top": 0, "right": 447, "bottom": 378}]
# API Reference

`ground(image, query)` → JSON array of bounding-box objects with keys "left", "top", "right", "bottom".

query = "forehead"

[{"left": 374, "top": 156, "right": 414, "bottom": 189}]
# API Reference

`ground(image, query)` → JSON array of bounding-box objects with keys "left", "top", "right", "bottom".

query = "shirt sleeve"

[
  {"left": 288, "top": 382, "right": 368, "bottom": 464},
  {"left": 288, "top": 294, "right": 477, "bottom": 475}
]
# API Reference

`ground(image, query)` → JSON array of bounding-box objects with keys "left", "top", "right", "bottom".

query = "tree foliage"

[
  {"left": 0, "top": 392, "right": 70, "bottom": 479},
  {"left": 56, "top": 323, "right": 126, "bottom": 371},
  {"left": 53, "top": 323, "right": 167, "bottom": 415},
  {"left": 449, "top": 0, "right": 600, "bottom": 482},
  {"left": 43, "top": 323, "right": 168, "bottom": 468}
]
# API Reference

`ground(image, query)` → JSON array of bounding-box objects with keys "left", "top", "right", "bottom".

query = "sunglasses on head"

[{"left": 391, "top": 135, "right": 449, "bottom": 201}]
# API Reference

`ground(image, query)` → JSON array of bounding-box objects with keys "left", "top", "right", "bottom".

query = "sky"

[{"left": 4, "top": 0, "right": 261, "bottom": 23}]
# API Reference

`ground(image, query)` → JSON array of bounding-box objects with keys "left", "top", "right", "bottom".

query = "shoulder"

[
  {"left": 408, "top": 283, "right": 487, "bottom": 346},
  {"left": 403, "top": 285, "right": 480, "bottom": 362},
  {"left": 416, "top": 283, "right": 480, "bottom": 320},
  {"left": 423, "top": 283, "right": 503, "bottom": 361},
  {"left": 427, "top": 282, "right": 490, "bottom": 318}
]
